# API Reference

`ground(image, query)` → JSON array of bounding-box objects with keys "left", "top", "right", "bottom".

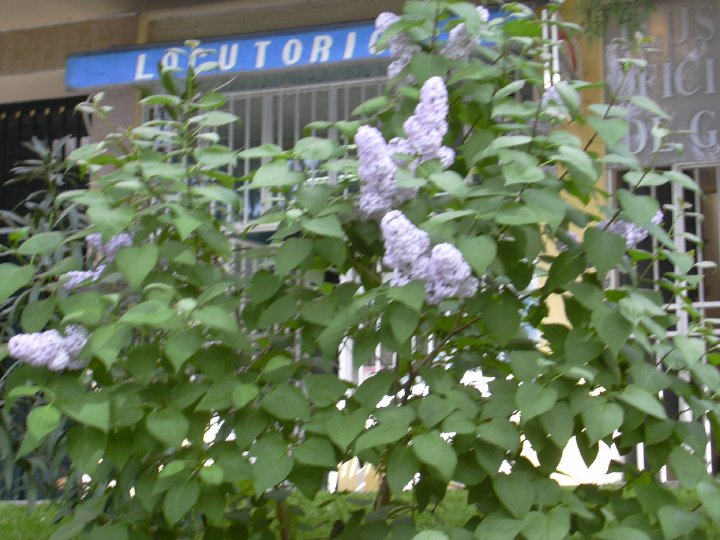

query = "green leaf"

[
  {"left": 539, "top": 402, "right": 574, "bottom": 448},
  {"left": 587, "top": 116, "right": 629, "bottom": 147},
  {"left": 352, "top": 95, "right": 390, "bottom": 116},
  {"left": 59, "top": 291, "right": 104, "bottom": 325},
  {"left": 617, "top": 189, "right": 659, "bottom": 226},
  {"left": 412, "top": 531, "right": 449, "bottom": 540},
  {"left": 238, "top": 143, "right": 283, "bottom": 159},
  {"left": 120, "top": 300, "right": 177, "bottom": 327},
  {"left": 164, "top": 327, "right": 204, "bottom": 371},
  {"left": 257, "top": 295, "right": 297, "bottom": 327},
  {"left": 21, "top": 297, "right": 55, "bottom": 333},
  {"left": 658, "top": 505, "right": 703, "bottom": 540},
  {"left": 163, "top": 480, "right": 200, "bottom": 526},
  {"left": 17, "top": 232, "right": 64, "bottom": 256},
  {"left": 353, "top": 370, "right": 393, "bottom": 408},
  {"left": 248, "top": 270, "right": 281, "bottom": 304},
  {"left": 617, "top": 385, "right": 667, "bottom": 419},
  {"left": 261, "top": 383, "right": 310, "bottom": 421},
  {"left": 552, "top": 145, "right": 598, "bottom": 184},
  {"left": 27, "top": 405, "right": 61, "bottom": 441},
  {"left": 516, "top": 382, "right": 557, "bottom": 423},
  {"left": 295, "top": 137, "right": 336, "bottom": 160},
  {"left": 67, "top": 427, "right": 106, "bottom": 474},
  {"left": 521, "top": 508, "right": 571, "bottom": 540},
  {"left": 193, "top": 305, "right": 239, "bottom": 334},
  {"left": 61, "top": 392, "right": 111, "bottom": 432},
  {"left": 87, "top": 204, "right": 134, "bottom": 238},
  {"left": 0, "top": 263, "right": 36, "bottom": 303},
  {"left": 629, "top": 95, "right": 670, "bottom": 119},
  {"left": 477, "top": 419, "right": 520, "bottom": 453},
  {"left": 251, "top": 160, "right": 302, "bottom": 187},
  {"left": 388, "top": 280, "right": 426, "bottom": 312},
  {"left": 494, "top": 80, "right": 526, "bottom": 102},
  {"left": 591, "top": 305, "right": 633, "bottom": 357},
  {"left": 355, "top": 422, "right": 409, "bottom": 453},
  {"left": 545, "top": 251, "right": 585, "bottom": 292},
  {"left": 116, "top": 244, "right": 158, "bottom": 289},
  {"left": 89, "top": 324, "right": 132, "bottom": 368},
  {"left": 418, "top": 394, "right": 456, "bottom": 428},
  {"left": 294, "top": 437, "right": 337, "bottom": 467},
  {"left": 475, "top": 517, "right": 524, "bottom": 540},
  {"left": 484, "top": 291, "right": 521, "bottom": 346},
  {"left": 594, "top": 528, "right": 651, "bottom": 540},
  {"left": 584, "top": 227, "right": 626, "bottom": 276},
  {"left": 429, "top": 171, "right": 469, "bottom": 200},
  {"left": 232, "top": 383, "right": 259, "bottom": 408},
  {"left": 581, "top": 402, "right": 624, "bottom": 445},
  {"left": 387, "top": 445, "right": 420, "bottom": 496},
  {"left": 199, "top": 465, "right": 225, "bottom": 486},
  {"left": 493, "top": 473, "right": 535, "bottom": 518},
  {"left": 275, "top": 238, "right": 312, "bottom": 276},
  {"left": 412, "top": 432, "right": 457, "bottom": 482},
  {"left": 305, "top": 375, "right": 347, "bottom": 408},
  {"left": 389, "top": 303, "right": 419, "bottom": 345},
  {"left": 669, "top": 447, "right": 707, "bottom": 489},
  {"left": 188, "top": 110, "right": 239, "bottom": 127},
  {"left": 698, "top": 482, "right": 720, "bottom": 524},
  {"left": 194, "top": 145, "right": 237, "bottom": 168},
  {"left": 146, "top": 408, "right": 189, "bottom": 447},
  {"left": 457, "top": 236, "right": 496, "bottom": 276},
  {"left": 301, "top": 215, "right": 344, "bottom": 239},
  {"left": 326, "top": 410, "right": 366, "bottom": 450}
]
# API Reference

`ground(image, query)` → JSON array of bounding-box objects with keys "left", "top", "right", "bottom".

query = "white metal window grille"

[
  {"left": 213, "top": 77, "right": 386, "bottom": 227},
  {"left": 609, "top": 164, "right": 720, "bottom": 475}
]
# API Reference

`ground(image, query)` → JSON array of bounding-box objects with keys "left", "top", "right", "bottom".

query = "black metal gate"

[{"left": 0, "top": 96, "right": 88, "bottom": 212}]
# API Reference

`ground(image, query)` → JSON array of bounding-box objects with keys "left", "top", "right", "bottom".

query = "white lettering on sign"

[
  {"left": 343, "top": 32, "right": 357, "bottom": 59},
  {"left": 218, "top": 44, "right": 239, "bottom": 71},
  {"left": 282, "top": 39, "right": 303, "bottom": 65},
  {"left": 161, "top": 50, "right": 180, "bottom": 69},
  {"left": 134, "top": 54, "right": 154, "bottom": 81},
  {"left": 690, "top": 110, "right": 718, "bottom": 149},
  {"left": 254, "top": 40, "right": 272, "bottom": 68},
  {"left": 607, "top": 0, "right": 720, "bottom": 163},
  {"left": 368, "top": 29, "right": 383, "bottom": 54},
  {"left": 309, "top": 35, "right": 333, "bottom": 63}
]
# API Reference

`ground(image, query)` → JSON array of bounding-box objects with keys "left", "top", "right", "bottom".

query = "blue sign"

[{"left": 66, "top": 21, "right": 388, "bottom": 90}]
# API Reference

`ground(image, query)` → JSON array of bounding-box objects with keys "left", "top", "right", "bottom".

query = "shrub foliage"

[{"left": 2, "top": 2, "right": 720, "bottom": 539}]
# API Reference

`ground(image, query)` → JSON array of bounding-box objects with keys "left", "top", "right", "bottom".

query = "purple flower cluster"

[
  {"left": 86, "top": 232, "right": 133, "bottom": 261},
  {"left": 600, "top": 209, "right": 663, "bottom": 249},
  {"left": 375, "top": 12, "right": 420, "bottom": 78},
  {"left": 441, "top": 6, "right": 491, "bottom": 60},
  {"left": 381, "top": 210, "right": 479, "bottom": 304},
  {"left": 355, "top": 77, "right": 454, "bottom": 218},
  {"left": 395, "top": 76, "right": 455, "bottom": 169},
  {"left": 61, "top": 232, "right": 133, "bottom": 291},
  {"left": 8, "top": 325, "right": 88, "bottom": 372},
  {"left": 62, "top": 265, "right": 106, "bottom": 291},
  {"left": 355, "top": 126, "right": 411, "bottom": 218}
]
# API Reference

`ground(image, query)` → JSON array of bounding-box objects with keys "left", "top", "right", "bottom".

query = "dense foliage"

[{"left": 2, "top": 1, "right": 719, "bottom": 539}]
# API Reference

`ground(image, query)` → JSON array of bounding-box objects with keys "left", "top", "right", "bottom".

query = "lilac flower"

[
  {"left": 87, "top": 232, "right": 133, "bottom": 261},
  {"left": 62, "top": 264, "right": 106, "bottom": 291},
  {"left": 381, "top": 211, "right": 431, "bottom": 283},
  {"left": 380, "top": 210, "right": 479, "bottom": 304},
  {"left": 375, "top": 12, "right": 420, "bottom": 79},
  {"left": 390, "top": 77, "right": 455, "bottom": 171},
  {"left": 8, "top": 325, "right": 89, "bottom": 372},
  {"left": 424, "top": 244, "right": 479, "bottom": 305},
  {"left": 599, "top": 209, "right": 664, "bottom": 249},
  {"left": 355, "top": 126, "right": 399, "bottom": 218},
  {"left": 441, "top": 6, "right": 491, "bottom": 61}
]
